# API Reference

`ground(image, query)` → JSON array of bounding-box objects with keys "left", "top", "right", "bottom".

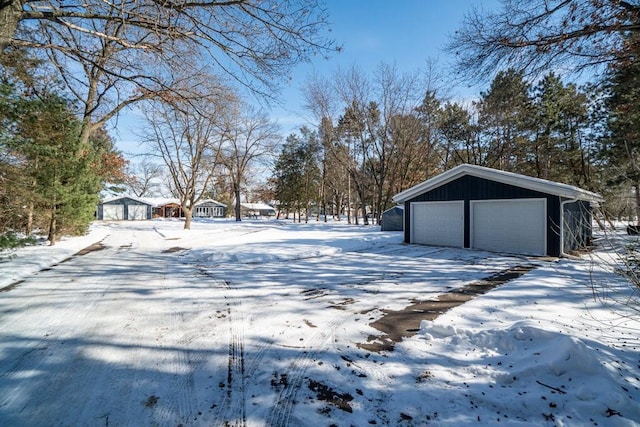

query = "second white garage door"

[
  {"left": 127, "top": 204, "right": 147, "bottom": 220},
  {"left": 411, "top": 201, "right": 464, "bottom": 248},
  {"left": 471, "top": 198, "right": 546, "bottom": 256}
]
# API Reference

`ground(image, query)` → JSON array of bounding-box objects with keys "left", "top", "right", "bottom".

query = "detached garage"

[
  {"left": 97, "top": 196, "right": 153, "bottom": 221},
  {"left": 393, "top": 164, "right": 603, "bottom": 257}
]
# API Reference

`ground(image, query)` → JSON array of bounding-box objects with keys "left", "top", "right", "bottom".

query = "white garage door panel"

[
  {"left": 103, "top": 205, "right": 124, "bottom": 221},
  {"left": 127, "top": 204, "right": 147, "bottom": 220},
  {"left": 472, "top": 199, "right": 546, "bottom": 256},
  {"left": 411, "top": 201, "right": 464, "bottom": 248}
]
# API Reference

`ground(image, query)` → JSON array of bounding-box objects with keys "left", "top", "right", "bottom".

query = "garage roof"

[
  {"left": 101, "top": 195, "right": 154, "bottom": 205},
  {"left": 393, "top": 164, "right": 604, "bottom": 203}
]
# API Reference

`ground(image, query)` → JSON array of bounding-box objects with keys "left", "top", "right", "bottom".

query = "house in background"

[
  {"left": 194, "top": 199, "right": 227, "bottom": 218},
  {"left": 97, "top": 196, "right": 153, "bottom": 220},
  {"left": 98, "top": 197, "right": 229, "bottom": 220},
  {"left": 393, "top": 164, "right": 603, "bottom": 257},
  {"left": 147, "top": 199, "right": 183, "bottom": 218},
  {"left": 240, "top": 203, "right": 277, "bottom": 218}
]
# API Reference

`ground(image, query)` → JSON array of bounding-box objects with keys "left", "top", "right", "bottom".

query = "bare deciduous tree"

[
  {"left": 220, "top": 105, "right": 280, "bottom": 221},
  {"left": 142, "top": 80, "right": 233, "bottom": 229},
  {"left": 125, "top": 159, "right": 163, "bottom": 198},
  {"left": 303, "top": 71, "right": 339, "bottom": 222},
  {"left": 2, "top": 0, "right": 337, "bottom": 159},
  {"left": 38, "top": 15, "right": 184, "bottom": 146},
  {"left": 3, "top": 0, "right": 337, "bottom": 95}
]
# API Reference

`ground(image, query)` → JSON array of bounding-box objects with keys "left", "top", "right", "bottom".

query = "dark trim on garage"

[
  {"left": 402, "top": 175, "right": 564, "bottom": 256},
  {"left": 394, "top": 163, "right": 606, "bottom": 257},
  {"left": 97, "top": 196, "right": 153, "bottom": 220}
]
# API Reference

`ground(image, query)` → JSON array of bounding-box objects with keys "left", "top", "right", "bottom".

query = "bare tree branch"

[
  {"left": 3, "top": 0, "right": 337, "bottom": 97},
  {"left": 448, "top": 0, "right": 640, "bottom": 82}
]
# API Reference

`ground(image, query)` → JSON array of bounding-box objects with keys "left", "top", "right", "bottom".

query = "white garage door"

[
  {"left": 471, "top": 199, "right": 546, "bottom": 256},
  {"left": 102, "top": 205, "right": 124, "bottom": 221},
  {"left": 127, "top": 204, "right": 147, "bottom": 220},
  {"left": 411, "top": 201, "right": 464, "bottom": 248}
]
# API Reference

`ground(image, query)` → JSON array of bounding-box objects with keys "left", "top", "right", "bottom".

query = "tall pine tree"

[
  {"left": 1, "top": 71, "right": 125, "bottom": 243},
  {"left": 603, "top": 34, "right": 640, "bottom": 224}
]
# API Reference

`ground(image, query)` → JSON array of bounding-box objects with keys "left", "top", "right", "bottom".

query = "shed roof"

[
  {"left": 392, "top": 164, "right": 604, "bottom": 204},
  {"left": 382, "top": 205, "right": 404, "bottom": 214}
]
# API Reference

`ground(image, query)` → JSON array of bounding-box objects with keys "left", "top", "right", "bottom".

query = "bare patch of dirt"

[
  {"left": 162, "top": 247, "right": 188, "bottom": 253},
  {"left": 416, "top": 370, "right": 434, "bottom": 383},
  {"left": 144, "top": 395, "right": 159, "bottom": 408},
  {"left": 271, "top": 372, "right": 289, "bottom": 389},
  {"left": 301, "top": 288, "right": 328, "bottom": 300},
  {"left": 74, "top": 242, "right": 106, "bottom": 256},
  {"left": 308, "top": 379, "right": 353, "bottom": 413},
  {"left": 328, "top": 297, "right": 355, "bottom": 310},
  {"left": 358, "top": 264, "right": 537, "bottom": 352}
]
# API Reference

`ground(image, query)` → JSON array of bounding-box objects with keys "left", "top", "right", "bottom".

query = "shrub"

[{"left": 0, "top": 232, "right": 37, "bottom": 251}]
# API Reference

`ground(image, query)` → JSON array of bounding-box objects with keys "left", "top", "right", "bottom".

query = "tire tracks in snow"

[
  {"left": 198, "top": 269, "right": 247, "bottom": 427},
  {"left": 265, "top": 313, "right": 360, "bottom": 427},
  {"left": 195, "top": 243, "right": 476, "bottom": 426},
  {"left": 225, "top": 303, "right": 246, "bottom": 427}
]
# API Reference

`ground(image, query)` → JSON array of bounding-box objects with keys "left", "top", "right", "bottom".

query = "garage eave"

[{"left": 392, "top": 164, "right": 604, "bottom": 204}]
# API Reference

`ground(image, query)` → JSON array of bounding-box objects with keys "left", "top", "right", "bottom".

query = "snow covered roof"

[
  {"left": 143, "top": 197, "right": 181, "bottom": 207},
  {"left": 240, "top": 203, "right": 276, "bottom": 211},
  {"left": 101, "top": 196, "right": 228, "bottom": 208},
  {"left": 101, "top": 195, "right": 155, "bottom": 205},
  {"left": 194, "top": 199, "right": 227, "bottom": 207},
  {"left": 393, "top": 164, "right": 604, "bottom": 203}
]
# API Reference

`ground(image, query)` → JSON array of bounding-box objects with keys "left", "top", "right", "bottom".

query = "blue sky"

[
  {"left": 117, "top": 0, "right": 500, "bottom": 155},
  {"left": 266, "top": 0, "right": 501, "bottom": 137}
]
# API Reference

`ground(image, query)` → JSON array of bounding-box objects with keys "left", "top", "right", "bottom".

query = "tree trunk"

[
  {"left": 0, "top": 0, "right": 22, "bottom": 51},
  {"left": 183, "top": 208, "right": 192, "bottom": 229},
  {"left": 234, "top": 186, "right": 242, "bottom": 222},
  {"left": 48, "top": 205, "right": 57, "bottom": 246},
  {"left": 26, "top": 201, "right": 34, "bottom": 236},
  {"left": 347, "top": 174, "right": 352, "bottom": 224},
  {"left": 636, "top": 183, "right": 640, "bottom": 227}
]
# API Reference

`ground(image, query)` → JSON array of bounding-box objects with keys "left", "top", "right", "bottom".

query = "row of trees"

[
  {"left": 271, "top": 0, "right": 640, "bottom": 225},
  {"left": 4, "top": 0, "right": 640, "bottom": 238},
  {"left": 448, "top": 0, "right": 640, "bottom": 222},
  {"left": 270, "top": 64, "right": 619, "bottom": 224}
]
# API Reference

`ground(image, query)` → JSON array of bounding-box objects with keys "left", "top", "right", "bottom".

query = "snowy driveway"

[{"left": 1, "top": 220, "right": 639, "bottom": 426}]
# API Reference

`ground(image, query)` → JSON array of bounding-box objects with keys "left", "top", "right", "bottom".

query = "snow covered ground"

[{"left": 0, "top": 219, "right": 639, "bottom": 426}]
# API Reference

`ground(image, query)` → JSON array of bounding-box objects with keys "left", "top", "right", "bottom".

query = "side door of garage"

[
  {"left": 410, "top": 201, "right": 464, "bottom": 248},
  {"left": 471, "top": 198, "right": 546, "bottom": 256}
]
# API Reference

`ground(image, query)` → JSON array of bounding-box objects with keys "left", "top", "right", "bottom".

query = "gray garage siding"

[
  {"left": 402, "top": 175, "right": 562, "bottom": 257},
  {"left": 98, "top": 197, "right": 153, "bottom": 220}
]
